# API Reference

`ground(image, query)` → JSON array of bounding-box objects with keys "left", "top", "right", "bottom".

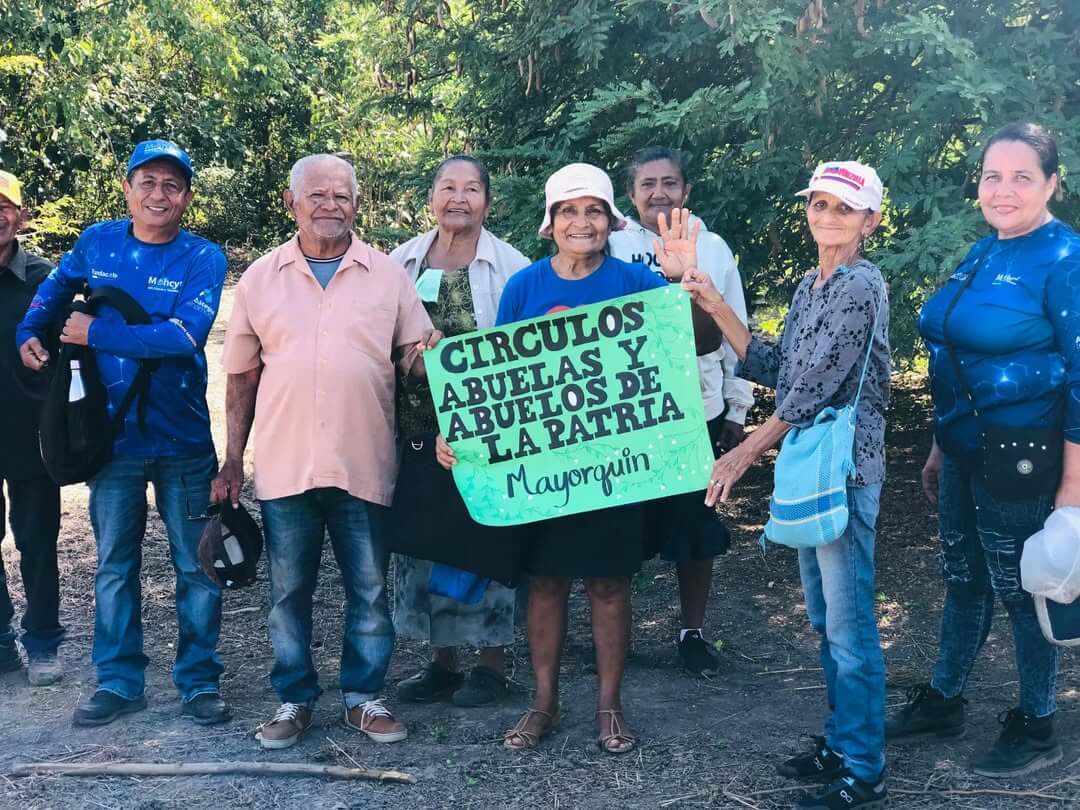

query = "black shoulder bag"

[{"left": 940, "top": 246, "right": 1063, "bottom": 500}]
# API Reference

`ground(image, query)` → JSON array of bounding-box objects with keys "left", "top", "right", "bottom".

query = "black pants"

[{"left": 0, "top": 475, "right": 63, "bottom": 655}]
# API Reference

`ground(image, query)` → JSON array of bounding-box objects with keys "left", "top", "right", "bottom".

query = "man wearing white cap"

[
  {"left": 679, "top": 160, "right": 891, "bottom": 809},
  {"left": 0, "top": 170, "right": 65, "bottom": 687}
]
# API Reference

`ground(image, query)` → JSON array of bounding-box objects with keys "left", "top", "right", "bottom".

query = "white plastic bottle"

[{"left": 68, "top": 359, "right": 86, "bottom": 402}]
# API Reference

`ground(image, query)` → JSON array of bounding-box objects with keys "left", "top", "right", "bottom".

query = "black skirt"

[
  {"left": 522, "top": 503, "right": 646, "bottom": 578},
  {"left": 386, "top": 433, "right": 527, "bottom": 586},
  {"left": 387, "top": 433, "right": 648, "bottom": 582},
  {"left": 643, "top": 414, "right": 732, "bottom": 561}
]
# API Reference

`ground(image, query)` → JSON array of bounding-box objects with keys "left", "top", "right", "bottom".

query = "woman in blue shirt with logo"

[{"left": 889, "top": 123, "right": 1080, "bottom": 778}]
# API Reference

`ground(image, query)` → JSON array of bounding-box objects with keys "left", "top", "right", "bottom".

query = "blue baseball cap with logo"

[{"left": 126, "top": 139, "right": 194, "bottom": 182}]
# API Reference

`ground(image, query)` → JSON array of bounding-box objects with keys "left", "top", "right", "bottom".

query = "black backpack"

[{"left": 39, "top": 286, "right": 159, "bottom": 485}]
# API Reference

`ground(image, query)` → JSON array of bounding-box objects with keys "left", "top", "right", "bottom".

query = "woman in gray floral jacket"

[{"left": 672, "top": 160, "right": 891, "bottom": 810}]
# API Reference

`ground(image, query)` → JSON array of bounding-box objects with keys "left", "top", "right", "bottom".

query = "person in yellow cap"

[{"left": 0, "top": 170, "right": 65, "bottom": 686}]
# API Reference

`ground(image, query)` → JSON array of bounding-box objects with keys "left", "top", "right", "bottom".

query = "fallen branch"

[{"left": 11, "top": 761, "right": 416, "bottom": 784}]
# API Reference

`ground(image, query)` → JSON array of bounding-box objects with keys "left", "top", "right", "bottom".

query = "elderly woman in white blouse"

[{"left": 388, "top": 156, "right": 530, "bottom": 708}]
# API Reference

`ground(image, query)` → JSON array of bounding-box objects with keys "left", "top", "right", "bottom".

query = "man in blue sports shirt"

[{"left": 17, "top": 140, "right": 229, "bottom": 727}]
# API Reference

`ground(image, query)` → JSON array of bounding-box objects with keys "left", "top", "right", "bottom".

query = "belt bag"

[
  {"left": 980, "top": 422, "right": 1063, "bottom": 500},
  {"left": 941, "top": 243, "right": 1063, "bottom": 500},
  {"left": 764, "top": 281, "right": 882, "bottom": 549}
]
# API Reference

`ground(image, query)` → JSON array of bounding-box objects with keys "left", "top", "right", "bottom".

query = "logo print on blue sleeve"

[{"left": 147, "top": 276, "right": 183, "bottom": 293}]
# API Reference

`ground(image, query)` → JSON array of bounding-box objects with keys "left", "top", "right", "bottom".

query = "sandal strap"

[
  {"left": 504, "top": 728, "right": 537, "bottom": 747},
  {"left": 596, "top": 709, "right": 636, "bottom": 749},
  {"left": 509, "top": 707, "right": 554, "bottom": 730},
  {"left": 503, "top": 707, "right": 556, "bottom": 748}
]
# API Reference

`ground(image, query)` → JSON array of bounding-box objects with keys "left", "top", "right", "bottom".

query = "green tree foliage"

[{"left": 2, "top": 0, "right": 1078, "bottom": 359}]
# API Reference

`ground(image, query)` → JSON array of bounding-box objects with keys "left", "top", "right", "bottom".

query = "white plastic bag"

[{"left": 1020, "top": 507, "right": 1080, "bottom": 604}]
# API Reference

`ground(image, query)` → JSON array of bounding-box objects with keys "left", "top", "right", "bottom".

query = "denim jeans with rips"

[
  {"left": 930, "top": 455, "right": 1059, "bottom": 717},
  {"left": 260, "top": 487, "right": 393, "bottom": 708},
  {"left": 797, "top": 483, "right": 885, "bottom": 783},
  {"left": 88, "top": 452, "right": 223, "bottom": 701}
]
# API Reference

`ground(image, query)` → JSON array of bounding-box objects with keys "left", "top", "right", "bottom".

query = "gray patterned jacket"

[{"left": 738, "top": 258, "right": 891, "bottom": 486}]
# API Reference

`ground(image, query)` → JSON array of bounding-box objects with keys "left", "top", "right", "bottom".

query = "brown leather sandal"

[
  {"left": 502, "top": 707, "right": 560, "bottom": 750},
  {"left": 596, "top": 709, "right": 636, "bottom": 754}
]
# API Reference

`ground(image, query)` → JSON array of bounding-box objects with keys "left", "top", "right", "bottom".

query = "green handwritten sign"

[{"left": 426, "top": 287, "right": 714, "bottom": 526}]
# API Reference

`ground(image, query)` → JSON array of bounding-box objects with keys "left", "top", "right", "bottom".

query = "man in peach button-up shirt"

[{"left": 212, "top": 154, "right": 433, "bottom": 750}]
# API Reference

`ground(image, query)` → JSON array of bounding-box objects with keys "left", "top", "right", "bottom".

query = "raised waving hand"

[{"left": 652, "top": 207, "right": 701, "bottom": 281}]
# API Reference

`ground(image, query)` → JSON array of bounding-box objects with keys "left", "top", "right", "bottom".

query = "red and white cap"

[
  {"left": 796, "top": 161, "right": 884, "bottom": 211},
  {"left": 538, "top": 162, "right": 628, "bottom": 237}
]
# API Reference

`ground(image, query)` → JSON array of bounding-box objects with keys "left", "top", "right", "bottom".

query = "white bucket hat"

[
  {"left": 796, "top": 161, "right": 884, "bottom": 211},
  {"left": 538, "top": 162, "right": 628, "bottom": 237}
]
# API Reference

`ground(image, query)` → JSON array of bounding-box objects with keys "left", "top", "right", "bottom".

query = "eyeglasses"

[{"left": 131, "top": 178, "right": 188, "bottom": 196}]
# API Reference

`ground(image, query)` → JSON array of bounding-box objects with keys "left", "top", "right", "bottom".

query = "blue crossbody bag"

[{"left": 763, "top": 280, "right": 882, "bottom": 549}]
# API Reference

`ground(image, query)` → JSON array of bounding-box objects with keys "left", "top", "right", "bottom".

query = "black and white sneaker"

[
  {"left": 777, "top": 735, "right": 845, "bottom": 781},
  {"left": 794, "top": 769, "right": 887, "bottom": 809},
  {"left": 677, "top": 630, "right": 720, "bottom": 674}
]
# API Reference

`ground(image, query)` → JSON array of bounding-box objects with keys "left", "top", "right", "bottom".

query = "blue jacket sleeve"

[
  {"left": 88, "top": 246, "right": 227, "bottom": 359},
  {"left": 1047, "top": 251, "right": 1080, "bottom": 444},
  {"left": 15, "top": 239, "right": 88, "bottom": 347}
]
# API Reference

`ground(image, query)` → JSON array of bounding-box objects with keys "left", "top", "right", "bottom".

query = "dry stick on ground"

[
  {"left": 325, "top": 736, "right": 365, "bottom": 771},
  {"left": 11, "top": 761, "right": 417, "bottom": 784}
]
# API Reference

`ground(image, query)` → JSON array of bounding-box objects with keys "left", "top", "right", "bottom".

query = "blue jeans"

[
  {"left": 798, "top": 483, "right": 885, "bottom": 782},
  {"left": 931, "top": 455, "right": 1059, "bottom": 716},
  {"left": 261, "top": 488, "right": 393, "bottom": 707},
  {"left": 87, "top": 452, "right": 222, "bottom": 702}
]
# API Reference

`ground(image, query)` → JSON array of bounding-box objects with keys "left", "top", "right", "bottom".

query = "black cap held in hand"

[{"left": 197, "top": 501, "right": 264, "bottom": 589}]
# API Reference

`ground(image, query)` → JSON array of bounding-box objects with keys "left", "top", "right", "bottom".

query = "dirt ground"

[{"left": 0, "top": 284, "right": 1076, "bottom": 809}]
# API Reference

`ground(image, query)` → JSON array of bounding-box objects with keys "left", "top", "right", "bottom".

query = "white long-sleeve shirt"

[
  {"left": 608, "top": 216, "right": 755, "bottom": 423},
  {"left": 390, "top": 227, "right": 530, "bottom": 329}
]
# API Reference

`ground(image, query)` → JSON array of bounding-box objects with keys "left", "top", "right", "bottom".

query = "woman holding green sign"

[
  {"left": 677, "top": 162, "right": 892, "bottom": 810},
  {"left": 387, "top": 156, "right": 530, "bottom": 708},
  {"left": 437, "top": 162, "right": 668, "bottom": 754}
]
